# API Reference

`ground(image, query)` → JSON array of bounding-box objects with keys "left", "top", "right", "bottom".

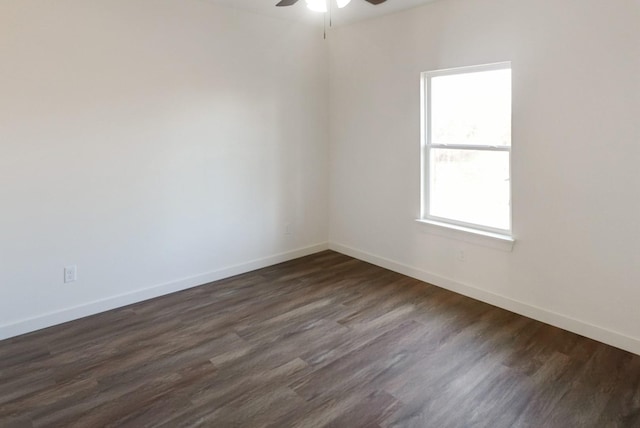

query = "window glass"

[
  {"left": 429, "top": 149, "right": 510, "bottom": 230},
  {"left": 431, "top": 69, "right": 511, "bottom": 147}
]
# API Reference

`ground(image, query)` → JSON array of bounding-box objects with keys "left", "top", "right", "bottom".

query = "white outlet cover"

[{"left": 64, "top": 265, "right": 77, "bottom": 283}]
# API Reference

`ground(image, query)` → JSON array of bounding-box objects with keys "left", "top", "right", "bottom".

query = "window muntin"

[{"left": 422, "top": 62, "right": 512, "bottom": 235}]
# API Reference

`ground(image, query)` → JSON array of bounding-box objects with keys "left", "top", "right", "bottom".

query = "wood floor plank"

[{"left": 1, "top": 250, "right": 640, "bottom": 427}]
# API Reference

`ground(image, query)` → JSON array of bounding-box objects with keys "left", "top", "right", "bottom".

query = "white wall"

[
  {"left": 0, "top": 0, "right": 329, "bottom": 338},
  {"left": 329, "top": 0, "right": 640, "bottom": 353}
]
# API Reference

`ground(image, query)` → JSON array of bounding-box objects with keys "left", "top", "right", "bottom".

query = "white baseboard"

[
  {"left": 0, "top": 242, "right": 329, "bottom": 341},
  {"left": 329, "top": 242, "right": 640, "bottom": 356}
]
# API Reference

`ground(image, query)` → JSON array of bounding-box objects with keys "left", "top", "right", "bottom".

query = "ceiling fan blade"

[
  {"left": 276, "top": 0, "right": 300, "bottom": 6},
  {"left": 363, "top": 0, "right": 387, "bottom": 4}
]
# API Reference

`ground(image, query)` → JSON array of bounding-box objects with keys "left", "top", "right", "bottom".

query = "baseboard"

[
  {"left": 329, "top": 242, "right": 640, "bottom": 356},
  {"left": 0, "top": 242, "right": 329, "bottom": 341}
]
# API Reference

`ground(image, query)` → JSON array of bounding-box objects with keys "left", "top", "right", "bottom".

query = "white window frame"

[{"left": 420, "top": 62, "right": 513, "bottom": 239}]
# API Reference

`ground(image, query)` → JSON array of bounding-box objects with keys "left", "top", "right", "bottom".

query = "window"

[{"left": 420, "top": 62, "right": 512, "bottom": 237}]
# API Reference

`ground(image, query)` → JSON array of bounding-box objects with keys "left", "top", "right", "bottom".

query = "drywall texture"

[
  {"left": 0, "top": 0, "right": 328, "bottom": 335},
  {"left": 329, "top": 0, "right": 640, "bottom": 344}
]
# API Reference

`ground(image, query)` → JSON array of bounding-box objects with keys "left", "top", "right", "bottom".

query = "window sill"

[{"left": 415, "top": 219, "right": 515, "bottom": 252}]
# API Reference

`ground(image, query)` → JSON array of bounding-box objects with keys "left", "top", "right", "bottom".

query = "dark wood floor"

[{"left": 2, "top": 251, "right": 640, "bottom": 427}]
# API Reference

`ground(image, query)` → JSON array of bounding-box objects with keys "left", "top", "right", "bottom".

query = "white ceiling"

[{"left": 204, "top": 0, "right": 438, "bottom": 26}]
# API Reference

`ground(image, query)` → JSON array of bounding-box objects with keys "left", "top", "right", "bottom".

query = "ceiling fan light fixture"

[
  {"left": 277, "top": 0, "right": 387, "bottom": 11},
  {"left": 305, "top": 0, "right": 327, "bottom": 13}
]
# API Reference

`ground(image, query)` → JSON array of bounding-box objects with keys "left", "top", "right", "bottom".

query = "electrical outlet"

[
  {"left": 64, "top": 265, "right": 77, "bottom": 283},
  {"left": 285, "top": 222, "right": 293, "bottom": 236},
  {"left": 457, "top": 250, "right": 466, "bottom": 262}
]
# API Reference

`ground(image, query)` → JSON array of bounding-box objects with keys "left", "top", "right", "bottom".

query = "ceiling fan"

[
  {"left": 277, "top": 0, "right": 387, "bottom": 38},
  {"left": 276, "top": 0, "right": 387, "bottom": 11}
]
